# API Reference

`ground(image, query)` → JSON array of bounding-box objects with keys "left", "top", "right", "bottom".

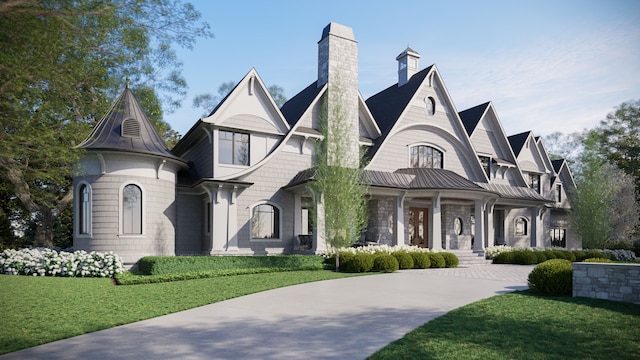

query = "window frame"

[
  {"left": 409, "top": 144, "right": 444, "bottom": 169},
  {"left": 250, "top": 202, "right": 282, "bottom": 241},
  {"left": 479, "top": 156, "right": 491, "bottom": 179},
  {"left": 528, "top": 173, "right": 541, "bottom": 194},
  {"left": 556, "top": 184, "right": 562, "bottom": 203},
  {"left": 550, "top": 228, "right": 566, "bottom": 247},
  {"left": 76, "top": 182, "right": 92, "bottom": 236},
  {"left": 219, "top": 130, "right": 250, "bottom": 166},
  {"left": 119, "top": 182, "right": 144, "bottom": 236},
  {"left": 514, "top": 217, "right": 528, "bottom": 236}
]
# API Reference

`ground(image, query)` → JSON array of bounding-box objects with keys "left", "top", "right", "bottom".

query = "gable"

[
  {"left": 516, "top": 136, "right": 547, "bottom": 173},
  {"left": 202, "top": 69, "right": 289, "bottom": 135}
]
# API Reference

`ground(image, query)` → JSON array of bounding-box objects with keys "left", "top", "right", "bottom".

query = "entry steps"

[{"left": 448, "top": 250, "right": 492, "bottom": 266}]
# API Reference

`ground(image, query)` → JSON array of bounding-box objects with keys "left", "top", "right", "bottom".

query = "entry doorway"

[{"left": 409, "top": 207, "right": 429, "bottom": 248}]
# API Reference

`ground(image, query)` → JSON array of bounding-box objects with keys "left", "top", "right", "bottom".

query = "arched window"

[
  {"left": 425, "top": 96, "right": 436, "bottom": 115},
  {"left": 410, "top": 145, "right": 443, "bottom": 169},
  {"left": 123, "top": 184, "right": 142, "bottom": 234},
  {"left": 78, "top": 184, "right": 91, "bottom": 234},
  {"left": 515, "top": 217, "right": 528, "bottom": 236},
  {"left": 251, "top": 204, "right": 280, "bottom": 239}
]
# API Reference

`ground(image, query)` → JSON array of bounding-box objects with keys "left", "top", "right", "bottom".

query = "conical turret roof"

[{"left": 78, "top": 85, "right": 185, "bottom": 163}]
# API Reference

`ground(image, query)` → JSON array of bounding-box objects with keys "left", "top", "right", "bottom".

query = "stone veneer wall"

[
  {"left": 441, "top": 204, "right": 472, "bottom": 250},
  {"left": 573, "top": 262, "right": 640, "bottom": 304}
]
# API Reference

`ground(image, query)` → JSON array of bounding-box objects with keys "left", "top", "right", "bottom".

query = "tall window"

[
  {"left": 528, "top": 173, "right": 541, "bottom": 193},
  {"left": 550, "top": 228, "right": 566, "bottom": 247},
  {"left": 479, "top": 156, "right": 491, "bottom": 178},
  {"left": 123, "top": 184, "right": 142, "bottom": 234},
  {"left": 219, "top": 130, "right": 249, "bottom": 165},
  {"left": 410, "top": 145, "right": 443, "bottom": 169},
  {"left": 556, "top": 184, "right": 562, "bottom": 202},
  {"left": 79, "top": 184, "right": 91, "bottom": 234},
  {"left": 515, "top": 217, "right": 528, "bottom": 236},
  {"left": 252, "top": 204, "right": 280, "bottom": 239}
]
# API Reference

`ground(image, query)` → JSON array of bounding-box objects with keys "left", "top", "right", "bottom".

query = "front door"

[{"left": 409, "top": 207, "right": 429, "bottom": 248}]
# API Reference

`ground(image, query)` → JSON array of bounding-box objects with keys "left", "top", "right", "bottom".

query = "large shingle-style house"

[{"left": 73, "top": 22, "right": 579, "bottom": 263}]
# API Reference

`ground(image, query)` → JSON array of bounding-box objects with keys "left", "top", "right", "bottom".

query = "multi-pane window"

[
  {"left": 528, "top": 173, "right": 541, "bottom": 193},
  {"left": 410, "top": 145, "right": 443, "bottom": 169},
  {"left": 79, "top": 184, "right": 90, "bottom": 234},
  {"left": 479, "top": 156, "right": 491, "bottom": 178},
  {"left": 515, "top": 217, "right": 528, "bottom": 236},
  {"left": 123, "top": 184, "right": 142, "bottom": 234},
  {"left": 219, "top": 130, "right": 249, "bottom": 165},
  {"left": 251, "top": 204, "right": 280, "bottom": 239},
  {"left": 550, "top": 228, "right": 566, "bottom": 247}
]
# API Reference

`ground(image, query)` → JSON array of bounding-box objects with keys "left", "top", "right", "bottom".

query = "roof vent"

[{"left": 121, "top": 118, "right": 141, "bottom": 138}]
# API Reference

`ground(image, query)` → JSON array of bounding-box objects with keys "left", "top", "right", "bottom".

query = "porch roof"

[{"left": 477, "top": 183, "right": 552, "bottom": 202}]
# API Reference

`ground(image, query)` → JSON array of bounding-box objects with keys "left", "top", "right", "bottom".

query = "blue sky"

[{"left": 165, "top": 0, "right": 640, "bottom": 138}]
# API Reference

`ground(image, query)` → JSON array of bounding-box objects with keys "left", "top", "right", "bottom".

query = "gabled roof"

[
  {"left": 366, "top": 66, "right": 433, "bottom": 137},
  {"left": 551, "top": 159, "right": 564, "bottom": 173},
  {"left": 78, "top": 86, "right": 185, "bottom": 163},
  {"left": 280, "top": 81, "right": 323, "bottom": 126},
  {"left": 459, "top": 102, "right": 491, "bottom": 136},
  {"left": 507, "top": 131, "right": 531, "bottom": 157}
]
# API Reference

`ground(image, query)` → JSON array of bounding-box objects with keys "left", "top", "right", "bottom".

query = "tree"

[
  {"left": 193, "top": 82, "right": 288, "bottom": 116},
  {"left": 593, "top": 99, "right": 640, "bottom": 199},
  {"left": 570, "top": 132, "right": 640, "bottom": 249},
  {"left": 0, "top": 0, "right": 212, "bottom": 247},
  {"left": 542, "top": 131, "right": 584, "bottom": 170},
  {"left": 311, "top": 91, "right": 368, "bottom": 271}
]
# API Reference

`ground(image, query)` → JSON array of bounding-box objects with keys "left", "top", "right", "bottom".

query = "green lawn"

[
  {"left": 369, "top": 291, "right": 640, "bottom": 360},
  {"left": 0, "top": 271, "right": 359, "bottom": 355}
]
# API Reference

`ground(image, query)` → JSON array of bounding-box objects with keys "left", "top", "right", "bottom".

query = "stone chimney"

[
  {"left": 317, "top": 22, "right": 359, "bottom": 167},
  {"left": 396, "top": 47, "right": 420, "bottom": 86}
]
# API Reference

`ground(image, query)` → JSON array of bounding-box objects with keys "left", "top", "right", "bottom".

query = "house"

[{"left": 72, "top": 22, "right": 579, "bottom": 264}]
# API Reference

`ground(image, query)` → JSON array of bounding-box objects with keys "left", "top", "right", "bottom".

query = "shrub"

[
  {"left": 138, "top": 255, "right": 325, "bottom": 275},
  {"left": 604, "top": 249, "right": 637, "bottom": 262},
  {"left": 342, "top": 253, "right": 374, "bottom": 273},
  {"left": 0, "top": 248, "right": 123, "bottom": 277},
  {"left": 583, "top": 257, "right": 614, "bottom": 263},
  {"left": 441, "top": 252, "right": 459, "bottom": 268},
  {"left": 527, "top": 259, "right": 573, "bottom": 296},
  {"left": 493, "top": 251, "right": 515, "bottom": 264},
  {"left": 542, "top": 250, "right": 557, "bottom": 260},
  {"left": 552, "top": 250, "right": 569, "bottom": 260},
  {"left": 410, "top": 252, "right": 431, "bottom": 269},
  {"left": 585, "top": 250, "right": 605, "bottom": 260},
  {"left": 393, "top": 252, "right": 414, "bottom": 270},
  {"left": 573, "top": 250, "right": 588, "bottom": 262},
  {"left": 514, "top": 250, "right": 538, "bottom": 265},
  {"left": 373, "top": 254, "right": 399, "bottom": 273},
  {"left": 428, "top": 253, "right": 446, "bottom": 268},
  {"left": 534, "top": 251, "right": 547, "bottom": 264}
]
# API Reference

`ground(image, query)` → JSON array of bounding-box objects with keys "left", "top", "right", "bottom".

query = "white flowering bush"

[
  {"left": 0, "top": 248, "right": 124, "bottom": 277},
  {"left": 319, "top": 244, "right": 431, "bottom": 258},
  {"left": 485, "top": 245, "right": 513, "bottom": 260}
]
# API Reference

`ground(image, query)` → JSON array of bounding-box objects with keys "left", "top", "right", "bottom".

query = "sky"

[{"left": 164, "top": 0, "right": 640, "bottom": 139}]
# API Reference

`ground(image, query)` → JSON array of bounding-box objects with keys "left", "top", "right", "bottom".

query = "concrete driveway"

[{"left": 1, "top": 264, "right": 534, "bottom": 360}]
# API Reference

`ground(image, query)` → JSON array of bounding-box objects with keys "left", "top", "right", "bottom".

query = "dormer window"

[
  {"left": 479, "top": 156, "right": 491, "bottom": 178},
  {"left": 219, "top": 130, "right": 249, "bottom": 166},
  {"left": 121, "top": 118, "right": 141, "bottom": 138},
  {"left": 527, "top": 173, "right": 541, "bottom": 193}
]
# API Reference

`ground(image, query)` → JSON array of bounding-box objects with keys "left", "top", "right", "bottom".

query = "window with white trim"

[
  {"left": 479, "top": 156, "right": 491, "bottom": 178},
  {"left": 410, "top": 145, "right": 443, "bottom": 169},
  {"left": 122, "top": 184, "right": 142, "bottom": 234},
  {"left": 251, "top": 204, "right": 280, "bottom": 239},
  {"left": 556, "top": 184, "right": 562, "bottom": 203},
  {"left": 515, "top": 217, "right": 528, "bottom": 236},
  {"left": 78, "top": 184, "right": 91, "bottom": 234},
  {"left": 527, "top": 173, "right": 541, "bottom": 194},
  {"left": 219, "top": 130, "right": 249, "bottom": 165}
]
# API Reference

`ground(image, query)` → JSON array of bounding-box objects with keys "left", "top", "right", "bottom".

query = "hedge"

[{"left": 137, "top": 255, "right": 324, "bottom": 275}]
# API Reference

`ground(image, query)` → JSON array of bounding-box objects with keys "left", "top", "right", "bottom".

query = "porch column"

[
  {"left": 473, "top": 199, "right": 486, "bottom": 251},
  {"left": 486, "top": 200, "right": 496, "bottom": 248},
  {"left": 226, "top": 186, "right": 239, "bottom": 252},
  {"left": 530, "top": 206, "right": 544, "bottom": 248},
  {"left": 210, "top": 187, "right": 228, "bottom": 254},
  {"left": 395, "top": 192, "right": 406, "bottom": 246},
  {"left": 430, "top": 193, "right": 442, "bottom": 250},
  {"left": 313, "top": 194, "right": 327, "bottom": 253}
]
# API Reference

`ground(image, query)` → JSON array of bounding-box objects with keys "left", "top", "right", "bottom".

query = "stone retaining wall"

[{"left": 573, "top": 262, "right": 640, "bottom": 304}]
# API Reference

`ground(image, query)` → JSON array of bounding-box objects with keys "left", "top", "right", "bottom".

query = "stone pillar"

[
  {"left": 430, "top": 193, "right": 443, "bottom": 250},
  {"left": 474, "top": 199, "right": 486, "bottom": 251}
]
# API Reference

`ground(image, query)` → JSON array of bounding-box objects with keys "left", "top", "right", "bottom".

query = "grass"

[
  {"left": 0, "top": 270, "right": 361, "bottom": 355},
  {"left": 369, "top": 290, "right": 640, "bottom": 360}
]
